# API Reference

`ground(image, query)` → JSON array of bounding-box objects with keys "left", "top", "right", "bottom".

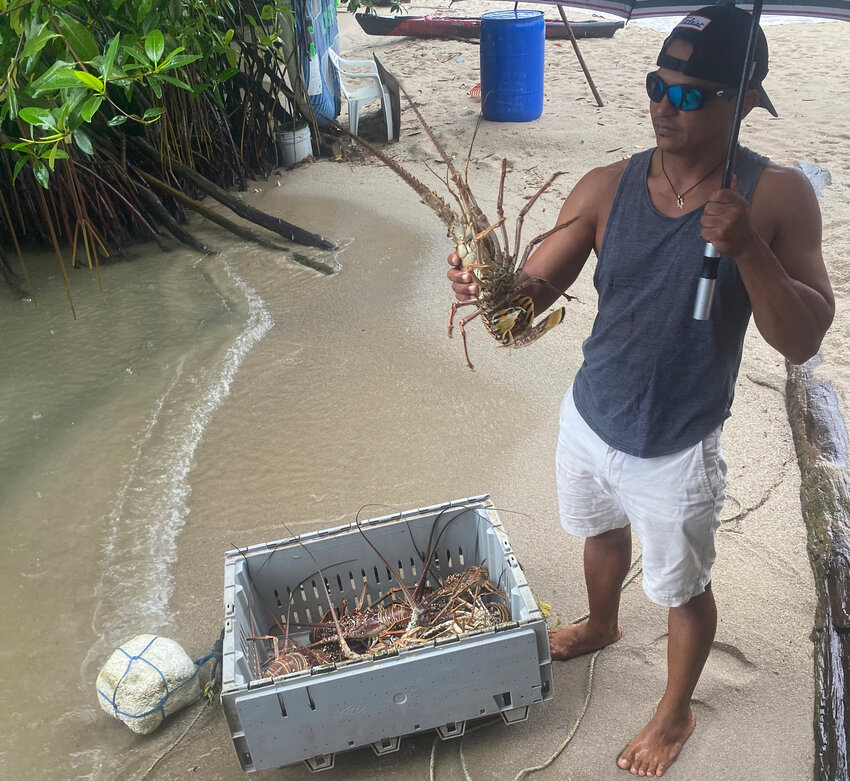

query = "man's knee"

[
  {"left": 669, "top": 581, "right": 715, "bottom": 612},
  {"left": 590, "top": 525, "right": 631, "bottom": 546}
]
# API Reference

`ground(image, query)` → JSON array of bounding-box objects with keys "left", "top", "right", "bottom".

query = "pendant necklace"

[{"left": 660, "top": 151, "right": 725, "bottom": 210}]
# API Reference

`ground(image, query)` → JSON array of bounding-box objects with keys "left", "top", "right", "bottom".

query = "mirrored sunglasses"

[{"left": 645, "top": 72, "right": 735, "bottom": 111}]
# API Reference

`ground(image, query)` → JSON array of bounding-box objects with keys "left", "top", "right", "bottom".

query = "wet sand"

[
  {"left": 3, "top": 4, "right": 847, "bottom": 780},
  {"left": 161, "top": 7, "right": 848, "bottom": 779}
]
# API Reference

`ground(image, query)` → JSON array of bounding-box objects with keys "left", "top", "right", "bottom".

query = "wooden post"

[
  {"left": 555, "top": 4, "right": 604, "bottom": 107},
  {"left": 786, "top": 355, "right": 850, "bottom": 781}
]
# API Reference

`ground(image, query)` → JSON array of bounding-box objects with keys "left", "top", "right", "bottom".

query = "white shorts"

[{"left": 556, "top": 386, "right": 727, "bottom": 608}]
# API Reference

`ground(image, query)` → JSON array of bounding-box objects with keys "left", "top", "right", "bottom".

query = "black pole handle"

[{"left": 693, "top": 0, "right": 764, "bottom": 321}]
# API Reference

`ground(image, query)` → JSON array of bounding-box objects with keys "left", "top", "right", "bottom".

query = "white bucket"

[{"left": 276, "top": 125, "right": 312, "bottom": 167}]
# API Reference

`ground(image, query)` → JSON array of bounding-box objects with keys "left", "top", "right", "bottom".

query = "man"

[{"left": 448, "top": 5, "right": 833, "bottom": 777}]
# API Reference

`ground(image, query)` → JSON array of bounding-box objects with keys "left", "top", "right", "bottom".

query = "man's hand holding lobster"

[{"left": 447, "top": 252, "right": 479, "bottom": 301}]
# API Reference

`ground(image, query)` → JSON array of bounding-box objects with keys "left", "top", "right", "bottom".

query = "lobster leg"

[
  {"left": 516, "top": 216, "right": 581, "bottom": 274},
  {"left": 458, "top": 308, "right": 484, "bottom": 370},
  {"left": 496, "top": 159, "right": 511, "bottom": 253},
  {"left": 512, "top": 274, "right": 577, "bottom": 306},
  {"left": 449, "top": 297, "right": 479, "bottom": 338},
  {"left": 513, "top": 172, "right": 565, "bottom": 261},
  {"left": 474, "top": 217, "right": 505, "bottom": 243}
]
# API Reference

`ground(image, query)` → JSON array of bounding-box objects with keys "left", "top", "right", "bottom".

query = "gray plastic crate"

[{"left": 221, "top": 495, "right": 553, "bottom": 773}]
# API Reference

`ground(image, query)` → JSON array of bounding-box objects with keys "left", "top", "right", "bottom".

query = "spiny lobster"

[
  {"left": 341, "top": 84, "right": 579, "bottom": 370},
  {"left": 246, "top": 506, "right": 509, "bottom": 677}
]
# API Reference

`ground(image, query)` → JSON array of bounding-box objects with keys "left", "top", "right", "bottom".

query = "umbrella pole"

[
  {"left": 555, "top": 4, "right": 604, "bottom": 107},
  {"left": 693, "top": 0, "right": 765, "bottom": 319}
]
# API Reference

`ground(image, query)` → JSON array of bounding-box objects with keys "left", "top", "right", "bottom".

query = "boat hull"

[{"left": 354, "top": 13, "right": 625, "bottom": 40}]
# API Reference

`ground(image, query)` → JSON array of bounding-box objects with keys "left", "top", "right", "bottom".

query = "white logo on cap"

[{"left": 677, "top": 14, "right": 712, "bottom": 31}]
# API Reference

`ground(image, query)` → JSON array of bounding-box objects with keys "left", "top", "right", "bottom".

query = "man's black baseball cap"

[{"left": 657, "top": 4, "right": 777, "bottom": 116}]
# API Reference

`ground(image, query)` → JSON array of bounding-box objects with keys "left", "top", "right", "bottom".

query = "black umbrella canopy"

[
  {"left": 609, "top": 0, "right": 850, "bottom": 21},
  {"left": 470, "top": 0, "right": 850, "bottom": 21}
]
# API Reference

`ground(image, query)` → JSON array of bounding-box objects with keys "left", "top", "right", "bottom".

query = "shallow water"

[
  {"left": 0, "top": 142, "right": 838, "bottom": 779},
  {"left": 0, "top": 243, "right": 272, "bottom": 775},
  {"left": 0, "top": 165, "right": 567, "bottom": 779}
]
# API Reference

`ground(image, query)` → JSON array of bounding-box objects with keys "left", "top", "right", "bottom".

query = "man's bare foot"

[
  {"left": 616, "top": 705, "right": 695, "bottom": 776},
  {"left": 548, "top": 622, "right": 622, "bottom": 661}
]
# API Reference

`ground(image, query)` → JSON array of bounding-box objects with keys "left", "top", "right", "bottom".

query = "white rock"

[
  {"left": 796, "top": 162, "right": 832, "bottom": 200},
  {"left": 96, "top": 634, "right": 200, "bottom": 735}
]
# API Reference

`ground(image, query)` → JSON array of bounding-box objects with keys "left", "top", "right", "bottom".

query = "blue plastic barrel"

[{"left": 480, "top": 10, "right": 545, "bottom": 122}]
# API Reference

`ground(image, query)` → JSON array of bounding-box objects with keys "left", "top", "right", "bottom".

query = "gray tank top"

[{"left": 572, "top": 146, "right": 767, "bottom": 458}]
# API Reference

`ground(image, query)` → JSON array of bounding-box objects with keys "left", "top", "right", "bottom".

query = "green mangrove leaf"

[
  {"left": 59, "top": 16, "right": 100, "bottom": 62},
  {"left": 101, "top": 34, "right": 121, "bottom": 80},
  {"left": 120, "top": 46, "right": 152, "bottom": 71},
  {"left": 142, "top": 107, "right": 166, "bottom": 121},
  {"left": 46, "top": 144, "right": 70, "bottom": 171},
  {"left": 154, "top": 73, "right": 192, "bottom": 91},
  {"left": 29, "top": 62, "right": 82, "bottom": 95},
  {"left": 159, "top": 50, "right": 201, "bottom": 71},
  {"left": 21, "top": 23, "right": 60, "bottom": 60},
  {"left": 145, "top": 29, "right": 164, "bottom": 64},
  {"left": 19, "top": 107, "right": 56, "bottom": 130},
  {"left": 32, "top": 158, "right": 49, "bottom": 188},
  {"left": 74, "top": 70, "right": 105, "bottom": 92},
  {"left": 12, "top": 156, "right": 28, "bottom": 183},
  {"left": 136, "top": 0, "right": 153, "bottom": 25},
  {"left": 74, "top": 130, "right": 94, "bottom": 155},
  {"left": 141, "top": 13, "right": 161, "bottom": 36},
  {"left": 6, "top": 83, "right": 18, "bottom": 117},
  {"left": 80, "top": 94, "right": 103, "bottom": 122}
]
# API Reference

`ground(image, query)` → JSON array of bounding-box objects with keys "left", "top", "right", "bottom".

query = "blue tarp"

[{"left": 295, "top": 0, "right": 341, "bottom": 125}]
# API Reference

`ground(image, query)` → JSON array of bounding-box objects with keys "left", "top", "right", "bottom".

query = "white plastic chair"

[{"left": 328, "top": 48, "right": 393, "bottom": 144}]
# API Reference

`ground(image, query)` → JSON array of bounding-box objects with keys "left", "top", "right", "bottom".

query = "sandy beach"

[
  {"left": 3, "top": 3, "right": 847, "bottom": 780},
  {"left": 160, "top": 5, "right": 850, "bottom": 779},
  {"left": 170, "top": 5, "right": 849, "bottom": 780}
]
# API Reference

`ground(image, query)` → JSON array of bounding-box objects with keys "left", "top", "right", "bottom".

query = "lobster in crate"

[{"left": 221, "top": 497, "right": 552, "bottom": 773}]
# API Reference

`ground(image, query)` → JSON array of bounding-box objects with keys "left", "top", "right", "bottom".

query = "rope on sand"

[
  {"left": 511, "top": 648, "right": 602, "bottom": 780},
  {"left": 430, "top": 554, "right": 643, "bottom": 780},
  {"left": 137, "top": 700, "right": 208, "bottom": 781},
  {"left": 135, "top": 630, "right": 224, "bottom": 781}
]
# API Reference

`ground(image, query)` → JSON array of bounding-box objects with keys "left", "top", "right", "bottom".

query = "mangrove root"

[
  {"left": 131, "top": 138, "right": 335, "bottom": 251},
  {"left": 136, "top": 169, "right": 334, "bottom": 275},
  {"left": 786, "top": 355, "right": 850, "bottom": 781},
  {"left": 135, "top": 185, "right": 215, "bottom": 256}
]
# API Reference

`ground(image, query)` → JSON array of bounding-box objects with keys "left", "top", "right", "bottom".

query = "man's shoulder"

[
  {"left": 750, "top": 158, "right": 821, "bottom": 246},
  {"left": 758, "top": 160, "right": 812, "bottom": 186},
  {"left": 753, "top": 160, "right": 819, "bottom": 206},
  {"left": 578, "top": 158, "right": 630, "bottom": 198},
  {"left": 588, "top": 157, "right": 630, "bottom": 180}
]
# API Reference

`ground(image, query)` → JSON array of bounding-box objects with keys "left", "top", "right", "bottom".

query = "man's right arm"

[{"left": 447, "top": 163, "right": 623, "bottom": 310}]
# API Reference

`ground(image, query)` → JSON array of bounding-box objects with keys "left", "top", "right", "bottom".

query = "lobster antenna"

[
  {"left": 276, "top": 521, "right": 361, "bottom": 661},
  {"left": 464, "top": 114, "right": 484, "bottom": 187},
  {"left": 353, "top": 505, "right": 419, "bottom": 615},
  {"left": 398, "top": 82, "right": 458, "bottom": 177}
]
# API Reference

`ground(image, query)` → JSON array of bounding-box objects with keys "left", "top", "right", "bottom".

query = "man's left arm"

[{"left": 702, "top": 166, "right": 835, "bottom": 364}]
